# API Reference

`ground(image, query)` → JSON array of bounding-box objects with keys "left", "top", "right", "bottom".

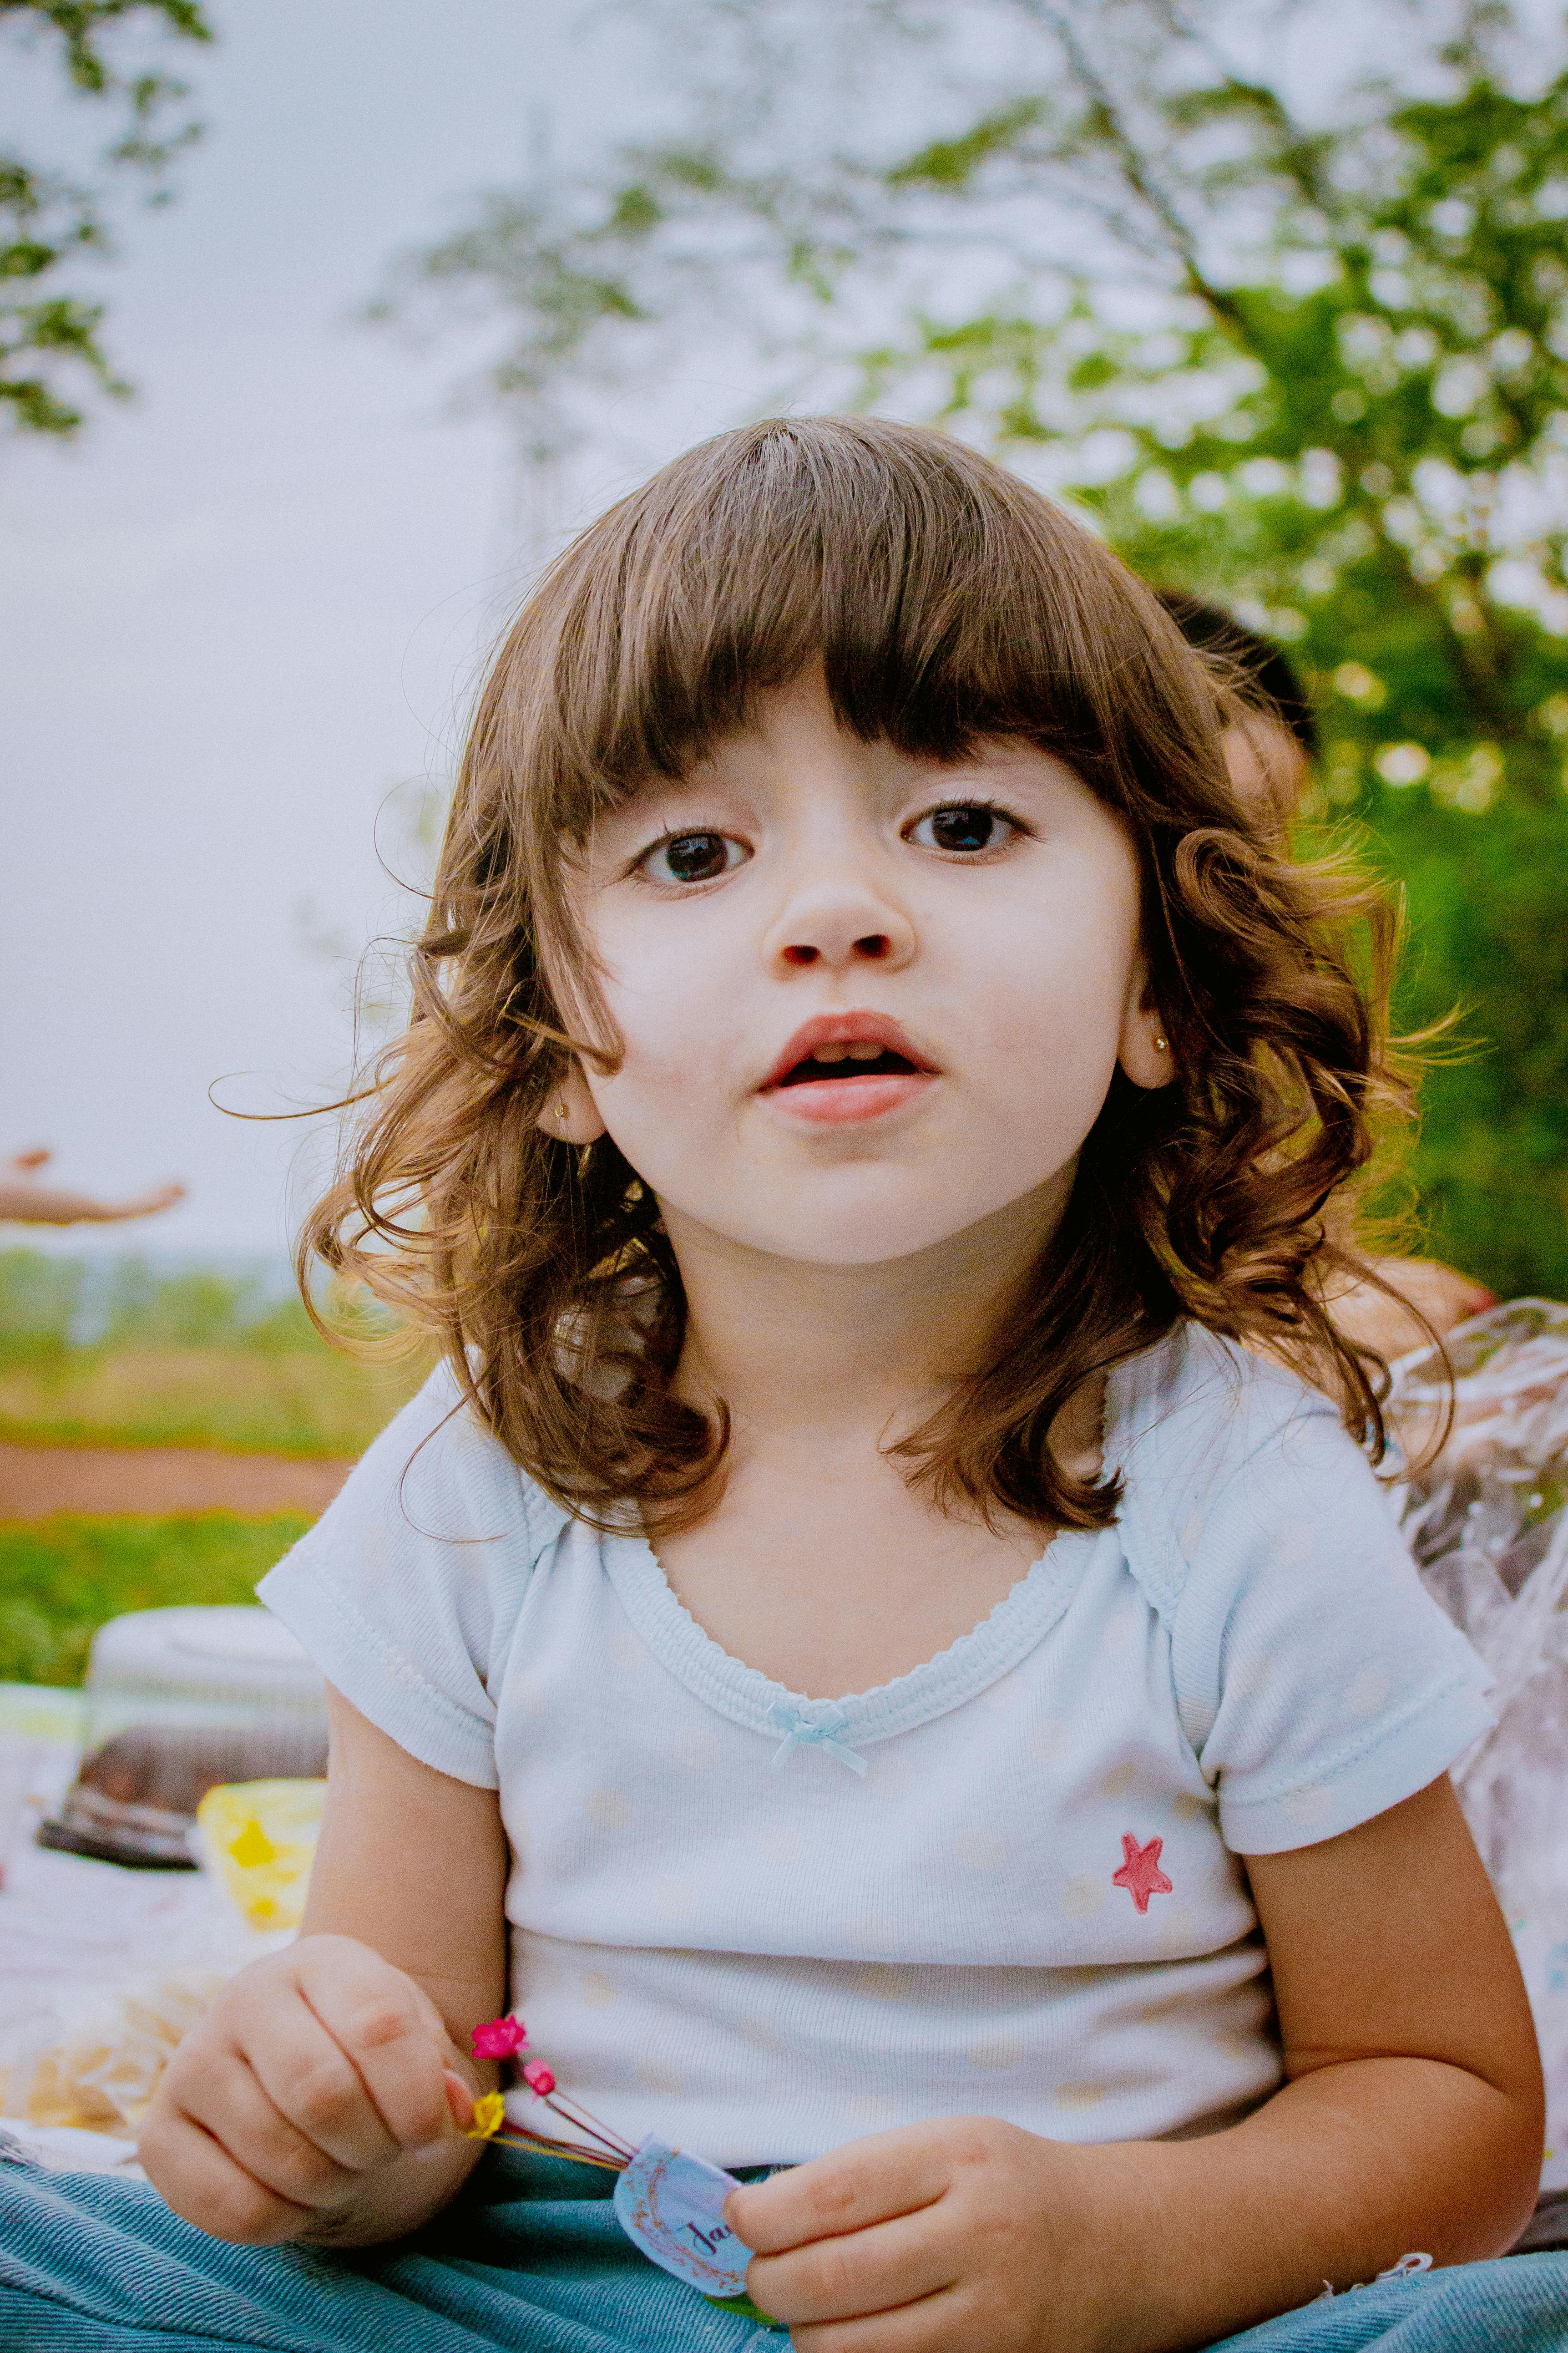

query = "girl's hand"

[
  {"left": 141, "top": 1933, "right": 482, "bottom": 2247},
  {"left": 726, "top": 2116, "right": 1124, "bottom": 2353}
]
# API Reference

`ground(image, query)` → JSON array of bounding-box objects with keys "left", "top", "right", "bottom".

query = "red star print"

[{"left": 1112, "top": 1832, "right": 1173, "bottom": 1915}]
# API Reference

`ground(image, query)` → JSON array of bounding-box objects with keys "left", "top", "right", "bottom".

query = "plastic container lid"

[
  {"left": 86, "top": 1607, "right": 324, "bottom": 1705},
  {"left": 77, "top": 1607, "right": 327, "bottom": 1749}
]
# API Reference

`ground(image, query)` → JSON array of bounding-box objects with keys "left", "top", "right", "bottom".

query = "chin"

[{"left": 730, "top": 1197, "right": 1009, "bottom": 1268}]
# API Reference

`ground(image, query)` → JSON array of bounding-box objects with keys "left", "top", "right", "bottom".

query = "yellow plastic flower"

[
  {"left": 197, "top": 1780, "right": 325, "bottom": 1932},
  {"left": 227, "top": 1819, "right": 277, "bottom": 1869},
  {"left": 465, "top": 2090, "right": 507, "bottom": 2141}
]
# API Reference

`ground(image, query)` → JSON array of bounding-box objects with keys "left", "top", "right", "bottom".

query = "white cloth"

[{"left": 258, "top": 1325, "right": 1493, "bottom": 2167}]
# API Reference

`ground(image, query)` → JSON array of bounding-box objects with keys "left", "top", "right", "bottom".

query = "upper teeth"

[{"left": 813, "top": 1041, "right": 882, "bottom": 1063}]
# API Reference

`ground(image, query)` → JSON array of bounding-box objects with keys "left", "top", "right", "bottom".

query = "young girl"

[{"left": 4, "top": 417, "right": 1564, "bottom": 2353}]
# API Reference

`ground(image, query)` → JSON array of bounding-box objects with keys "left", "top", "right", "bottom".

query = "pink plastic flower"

[
  {"left": 471, "top": 2013, "right": 528, "bottom": 2060},
  {"left": 521, "top": 2060, "right": 556, "bottom": 2097}
]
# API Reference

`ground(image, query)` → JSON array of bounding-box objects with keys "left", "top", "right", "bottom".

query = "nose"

[{"left": 762, "top": 876, "right": 916, "bottom": 975}]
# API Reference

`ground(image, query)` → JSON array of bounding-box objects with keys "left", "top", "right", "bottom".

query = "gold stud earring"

[
  {"left": 1154, "top": 1035, "right": 1168, "bottom": 1052},
  {"left": 556, "top": 1100, "right": 568, "bottom": 1121}
]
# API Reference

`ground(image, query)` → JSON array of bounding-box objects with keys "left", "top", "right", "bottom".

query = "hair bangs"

[{"left": 535, "top": 417, "right": 1184, "bottom": 830}]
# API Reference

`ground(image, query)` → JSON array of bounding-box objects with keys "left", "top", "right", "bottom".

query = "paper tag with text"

[{"left": 612, "top": 2134, "right": 752, "bottom": 2299}]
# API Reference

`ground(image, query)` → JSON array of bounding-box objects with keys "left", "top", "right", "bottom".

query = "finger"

[
  {"left": 727, "top": 2127, "right": 951, "bottom": 2256},
  {"left": 790, "top": 2286, "right": 966, "bottom": 2353},
  {"left": 140, "top": 2109, "right": 315, "bottom": 2247},
  {"left": 111, "top": 1187, "right": 182, "bottom": 1219},
  {"left": 747, "top": 2205, "right": 959, "bottom": 2327},
  {"left": 291, "top": 1942, "right": 453, "bottom": 2154},
  {"left": 176, "top": 2047, "right": 363, "bottom": 2211},
  {"left": 224, "top": 1983, "right": 410, "bottom": 2174}
]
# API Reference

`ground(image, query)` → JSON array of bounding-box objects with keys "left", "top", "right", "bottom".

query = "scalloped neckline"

[{"left": 597, "top": 1356, "right": 1133, "bottom": 1752}]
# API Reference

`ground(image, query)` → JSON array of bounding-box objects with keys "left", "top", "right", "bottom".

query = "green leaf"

[{"left": 886, "top": 98, "right": 1046, "bottom": 190}]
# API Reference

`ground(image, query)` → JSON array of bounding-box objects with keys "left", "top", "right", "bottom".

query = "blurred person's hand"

[
  {"left": 0, "top": 1147, "right": 185, "bottom": 1225},
  {"left": 1335, "top": 1255, "right": 1497, "bottom": 1362}
]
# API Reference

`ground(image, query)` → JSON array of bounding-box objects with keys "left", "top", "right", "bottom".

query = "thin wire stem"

[
  {"left": 537, "top": 2090, "right": 638, "bottom": 2161},
  {"left": 493, "top": 2125, "right": 627, "bottom": 2173}
]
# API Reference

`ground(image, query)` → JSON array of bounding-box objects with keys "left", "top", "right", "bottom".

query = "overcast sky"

[{"left": 0, "top": 1, "right": 725, "bottom": 1258}]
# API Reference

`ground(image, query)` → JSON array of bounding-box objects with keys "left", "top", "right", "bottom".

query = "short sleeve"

[
  {"left": 256, "top": 1364, "right": 551, "bottom": 1788},
  {"left": 1166, "top": 1398, "right": 1494, "bottom": 1855}
]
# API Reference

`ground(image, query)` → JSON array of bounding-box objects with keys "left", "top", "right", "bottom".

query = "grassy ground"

[
  {"left": 0, "top": 1255, "right": 422, "bottom": 1684},
  {"left": 0, "top": 1514, "right": 312, "bottom": 1685}
]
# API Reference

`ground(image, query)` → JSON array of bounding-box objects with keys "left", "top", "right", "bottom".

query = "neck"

[{"left": 663, "top": 1170, "right": 1074, "bottom": 1445}]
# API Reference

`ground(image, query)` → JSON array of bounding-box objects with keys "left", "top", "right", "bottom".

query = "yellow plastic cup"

[{"left": 196, "top": 1778, "right": 327, "bottom": 1932}]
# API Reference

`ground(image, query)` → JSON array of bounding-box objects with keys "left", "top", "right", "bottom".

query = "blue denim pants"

[{"left": 3, "top": 2145, "right": 1568, "bottom": 2351}]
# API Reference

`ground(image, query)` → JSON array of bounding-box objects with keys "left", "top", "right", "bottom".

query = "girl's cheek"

[
  {"left": 603, "top": 925, "right": 741, "bottom": 1040},
  {"left": 590, "top": 1051, "right": 722, "bottom": 1171}
]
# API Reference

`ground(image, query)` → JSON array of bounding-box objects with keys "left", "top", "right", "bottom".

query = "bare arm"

[
  {"left": 728, "top": 1778, "right": 1543, "bottom": 2351},
  {"left": 1332, "top": 1256, "right": 1497, "bottom": 1361},
  {"left": 0, "top": 1148, "right": 185, "bottom": 1224},
  {"left": 1113, "top": 1774, "right": 1542, "bottom": 2340},
  {"left": 142, "top": 1688, "right": 510, "bottom": 2248},
  {"left": 302, "top": 1684, "right": 511, "bottom": 2059}
]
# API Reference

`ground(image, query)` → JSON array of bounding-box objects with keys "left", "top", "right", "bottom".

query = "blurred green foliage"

[
  {"left": 0, "top": 1249, "right": 316, "bottom": 1366},
  {"left": 0, "top": 1252, "right": 430, "bottom": 1454},
  {"left": 1366, "top": 791, "right": 1568, "bottom": 1298},
  {"left": 1, "top": 0, "right": 212, "bottom": 435},
  {"left": 928, "top": 60, "right": 1568, "bottom": 1297},
  {"left": 394, "top": 1, "right": 1568, "bottom": 1294},
  {"left": 0, "top": 1512, "right": 308, "bottom": 1685}
]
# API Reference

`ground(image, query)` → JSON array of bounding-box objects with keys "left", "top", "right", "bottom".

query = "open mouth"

[
  {"left": 759, "top": 1016, "right": 937, "bottom": 1124},
  {"left": 775, "top": 1043, "right": 921, "bottom": 1086}
]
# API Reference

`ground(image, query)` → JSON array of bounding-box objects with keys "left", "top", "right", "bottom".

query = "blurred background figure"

[
  {"left": 1162, "top": 593, "right": 1498, "bottom": 1361},
  {"left": 0, "top": 1150, "right": 185, "bottom": 1228},
  {"left": 1158, "top": 592, "right": 1320, "bottom": 836}
]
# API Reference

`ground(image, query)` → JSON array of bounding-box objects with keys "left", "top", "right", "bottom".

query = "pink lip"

[
  {"left": 757, "top": 1010, "right": 938, "bottom": 1127},
  {"left": 765, "top": 1071, "right": 935, "bottom": 1125},
  {"left": 759, "top": 1011, "right": 936, "bottom": 1090}
]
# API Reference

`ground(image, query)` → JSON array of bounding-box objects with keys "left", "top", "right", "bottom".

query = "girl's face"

[{"left": 556, "top": 669, "right": 1170, "bottom": 1267}]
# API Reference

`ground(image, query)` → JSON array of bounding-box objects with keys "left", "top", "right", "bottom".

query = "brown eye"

[
  {"left": 642, "top": 832, "right": 748, "bottom": 885},
  {"left": 908, "top": 804, "right": 1020, "bottom": 854}
]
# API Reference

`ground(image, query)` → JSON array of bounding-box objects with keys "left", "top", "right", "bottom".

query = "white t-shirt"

[{"left": 258, "top": 1323, "right": 1492, "bottom": 2168}]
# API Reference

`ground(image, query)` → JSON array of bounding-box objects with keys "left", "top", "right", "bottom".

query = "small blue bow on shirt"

[{"left": 768, "top": 1699, "right": 868, "bottom": 1777}]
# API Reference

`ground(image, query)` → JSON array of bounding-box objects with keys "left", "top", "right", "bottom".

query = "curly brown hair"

[{"left": 301, "top": 414, "right": 1413, "bottom": 1537}]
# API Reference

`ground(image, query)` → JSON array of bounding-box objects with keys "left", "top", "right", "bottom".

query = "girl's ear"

[
  {"left": 535, "top": 1063, "right": 608, "bottom": 1145},
  {"left": 1118, "top": 969, "right": 1176, "bottom": 1092}
]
